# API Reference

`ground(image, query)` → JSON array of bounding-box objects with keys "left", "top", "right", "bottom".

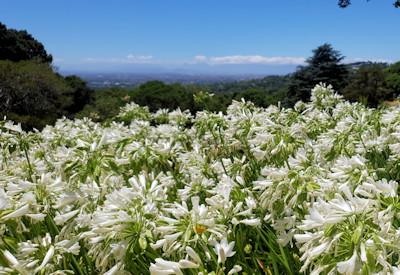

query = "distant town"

[
  {"left": 63, "top": 61, "right": 385, "bottom": 88},
  {"left": 60, "top": 72, "right": 266, "bottom": 88}
]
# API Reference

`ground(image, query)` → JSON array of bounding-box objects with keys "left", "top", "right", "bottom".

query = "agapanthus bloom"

[{"left": 2, "top": 84, "right": 400, "bottom": 274}]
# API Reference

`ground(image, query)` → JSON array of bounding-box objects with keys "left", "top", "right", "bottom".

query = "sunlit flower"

[
  {"left": 337, "top": 250, "right": 358, "bottom": 274},
  {"left": 212, "top": 238, "right": 236, "bottom": 263},
  {"left": 149, "top": 259, "right": 183, "bottom": 275}
]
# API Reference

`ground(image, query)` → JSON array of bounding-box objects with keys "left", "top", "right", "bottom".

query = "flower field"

[{"left": 1, "top": 84, "right": 400, "bottom": 274}]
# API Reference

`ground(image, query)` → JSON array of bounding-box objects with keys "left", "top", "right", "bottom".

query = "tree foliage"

[
  {"left": 0, "top": 22, "right": 52, "bottom": 63},
  {"left": 0, "top": 61, "right": 73, "bottom": 129},
  {"left": 0, "top": 22, "right": 93, "bottom": 129},
  {"left": 342, "top": 63, "right": 393, "bottom": 107},
  {"left": 338, "top": 0, "right": 400, "bottom": 8},
  {"left": 286, "top": 43, "right": 350, "bottom": 106},
  {"left": 64, "top": 75, "right": 93, "bottom": 113},
  {"left": 385, "top": 62, "right": 400, "bottom": 96},
  {"left": 77, "top": 87, "right": 132, "bottom": 122},
  {"left": 131, "top": 80, "right": 195, "bottom": 112}
]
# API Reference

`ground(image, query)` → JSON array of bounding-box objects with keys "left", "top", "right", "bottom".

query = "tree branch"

[{"left": 338, "top": 0, "right": 399, "bottom": 8}]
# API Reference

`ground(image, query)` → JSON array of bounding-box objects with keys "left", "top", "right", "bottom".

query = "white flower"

[
  {"left": 186, "top": 246, "right": 202, "bottom": 264},
  {"left": 228, "top": 265, "right": 242, "bottom": 274},
  {"left": 240, "top": 218, "right": 261, "bottom": 226},
  {"left": 104, "top": 263, "right": 122, "bottom": 275},
  {"left": 213, "top": 238, "right": 236, "bottom": 263},
  {"left": 376, "top": 179, "right": 398, "bottom": 197},
  {"left": 35, "top": 246, "right": 54, "bottom": 272},
  {"left": 55, "top": 240, "right": 80, "bottom": 255},
  {"left": 3, "top": 250, "right": 19, "bottom": 266},
  {"left": 2, "top": 204, "right": 30, "bottom": 220},
  {"left": 149, "top": 258, "right": 183, "bottom": 275},
  {"left": 178, "top": 259, "right": 199, "bottom": 269},
  {"left": 54, "top": 192, "right": 79, "bottom": 209},
  {"left": 337, "top": 250, "right": 358, "bottom": 274},
  {"left": 392, "top": 266, "right": 400, "bottom": 275},
  {"left": 3, "top": 122, "right": 22, "bottom": 133},
  {"left": 26, "top": 213, "right": 46, "bottom": 221},
  {"left": 0, "top": 188, "right": 10, "bottom": 210},
  {"left": 308, "top": 242, "right": 329, "bottom": 259},
  {"left": 54, "top": 209, "right": 80, "bottom": 225}
]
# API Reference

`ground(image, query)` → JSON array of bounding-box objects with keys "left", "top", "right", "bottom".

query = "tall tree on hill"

[
  {"left": 0, "top": 22, "right": 52, "bottom": 63},
  {"left": 286, "top": 43, "right": 350, "bottom": 106}
]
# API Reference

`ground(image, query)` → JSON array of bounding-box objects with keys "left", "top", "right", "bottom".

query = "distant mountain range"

[
  {"left": 60, "top": 61, "right": 388, "bottom": 89},
  {"left": 60, "top": 72, "right": 268, "bottom": 88}
]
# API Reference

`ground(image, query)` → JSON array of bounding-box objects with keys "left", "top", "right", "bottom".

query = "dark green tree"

[
  {"left": 286, "top": 43, "right": 350, "bottom": 106},
  {"left": 0, "top": 22, "right": 95, "bottom": 129},
  {"left": 342, "top": 63, "right": 392, "bottom": 107},
  {"left": 233, "top": 88, "right": 267, "bottom": 107},
  {"left": 64, "top": 75, "right": 93, "bottom": 113},
  {"left": 0, "top": 22, "right": 52, "bottom": 63},
  {"left": 385, "top": 62, "right": 400, "bottom": 97},
  {"left": 0, "top": 61, "right": 73, "bottom": 129},
  {"left": 131, "top": 81, "right": 195, "bottom": 112},
  {"left": 77, "top": 87, "right": 131, "bottom": 122}
]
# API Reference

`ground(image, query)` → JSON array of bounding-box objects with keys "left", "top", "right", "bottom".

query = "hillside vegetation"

[
  {"left": 0, "top": 23, "right": 92, "bottom": 130},
  {"left": 1, "top": 22, "right": 400, "bottom": 130}
]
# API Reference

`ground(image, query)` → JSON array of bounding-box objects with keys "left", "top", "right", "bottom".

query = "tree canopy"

[
  {"left": 342, "top": 63, "right": 393, "bottom": 107},
  {"left": 385, "top": 62, "right": 400, "bottom": 95},
  {"left": 0, "top": 22, "right": 93, "bottom": 129},
  {"left": 286, "top": 43, "right": 350, "bottom": 105},
  {"left": 0, "top": 61, "right": 73, "bottom": 129},
  {"left": 0, "top": 22, "right": 52, "bottom": 63},
  {"left": 131, "top": 80, "right": 196, "bottom": 112}
]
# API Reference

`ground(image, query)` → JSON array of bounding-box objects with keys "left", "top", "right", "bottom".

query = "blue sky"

[{"left": 1, "top": 0, "right": 399, "bottom": 74}]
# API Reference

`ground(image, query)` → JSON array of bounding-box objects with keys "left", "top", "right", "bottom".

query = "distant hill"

[
  {"left": 346, "top": 61, "right": 389, "bottom": 70},
  {"left": 62, "top": 72, "right": 266, "bottom": 88},
  {"left": 207, "top": 75, "right": 291, "bottom": 94}
]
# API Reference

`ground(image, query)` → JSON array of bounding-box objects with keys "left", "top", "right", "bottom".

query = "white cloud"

[
  {"left": 126, "top": 54, "right": 153, "bottom": 61},
  {"left": 193, "top": 55, "right": 306, "bottom": 65},
  {"left": 83, "top": 54, "right": 155, "bottom": 64},
  {"left": 194, "top": 55, "right": 207, "bottom": 62},
  {"left": 80, "top": 54, "right": 307, "bottom": 66}
]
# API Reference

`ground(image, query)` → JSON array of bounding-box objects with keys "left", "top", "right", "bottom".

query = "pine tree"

[{"left": 286, "top": 44, "right": 349, "bottom": 106}]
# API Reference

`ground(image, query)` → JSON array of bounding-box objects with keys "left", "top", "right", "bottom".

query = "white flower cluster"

[{"left": 1, "top": 84, "right": 400, "bottom": 274}]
